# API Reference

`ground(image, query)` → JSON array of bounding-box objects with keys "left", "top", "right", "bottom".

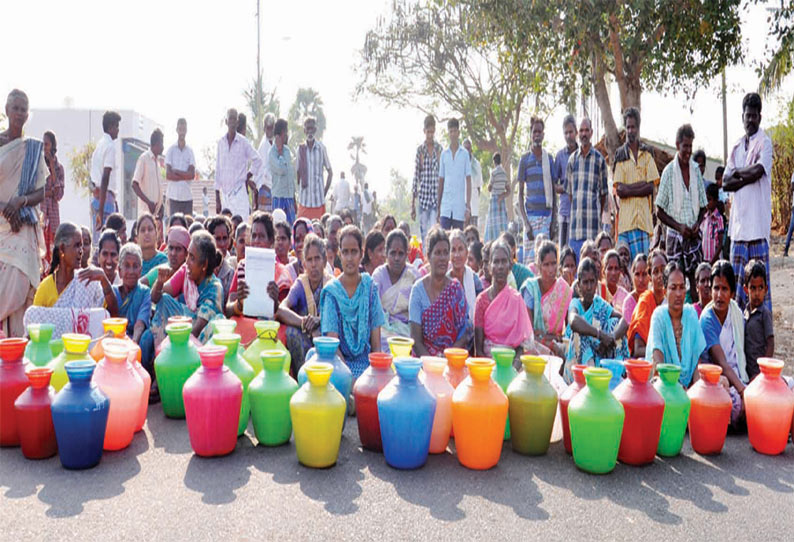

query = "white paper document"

[{"left": 242, "top": 247, "right": 276, "bottom": 318}]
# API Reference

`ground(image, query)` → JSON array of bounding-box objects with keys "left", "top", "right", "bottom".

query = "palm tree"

[
  {"left": 242, "top": 72, "right": 280, "bottom": 147},
  {"left": 758, "top": 5, "right": 793, "bottom": 97},
  {"left": 348, "top": 136, "right": 367, "bottom": 187},
  {"left": 288, "top": 88, "right": 327, "bottom": 142}
]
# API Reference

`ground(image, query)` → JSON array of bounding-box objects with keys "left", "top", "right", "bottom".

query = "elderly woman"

[
  {"left": 410, "top": 227, "right": 470, "bottom": 357},
  {"left": 141, "top": 225, "right": 189, "bottom": 287},
  {"left": 616, "top": 240, "right": 633, "bottom": 292},
  {"left": 113, "top": 243, "right": 154, "bottom": 374},
  {"left": 628, "top": 249, "right": 668, "bottom": 357},
  {"left": 499, "top": 231, "right": 531, "bottom": 289},
  {"left": 0, "top": 89, "right": 49, "bottom": 337},
  {"left": 362, "top": 230, "right": 386, "bottom": 277},
  {"left": 602, "top": 249, "right": 629, "bottom": 311},
  {"left": 150, "top": 230, "right": 225, "bottom": 344},
  {"left": 320, "top": 225, "right": 385, "bottom": 378},
  {"left": 25, "top": 222, "right": 116, "bottom": 338},
  {"left": 564, "top": 257, "right": 629, "bottom": 368},
  {"left": 521, "top": 240, "right": 573, "bottom": 355},
  {"left": 646, "top": 261, "right": 706, "bottom": 387},
  {"left": 205, "top": 214, "right": 236, "bottom": 303},
  {"left": 136, "top": 212, "right": 167, "bottom": 276},
  {"left": 277, "top": 233, "right": 333, "bottom": 374},
  {"left": 475, "top": 239, "right": 538, "bottom": 357},
  {"left": 448, "top": 229, "right": 483, "bottom": 323},
  {"left": 622, "top": 253, "right": 649, "bottom": 323},
  {"left": 372, "top": 229, "right": 418, "bottom": 344}
]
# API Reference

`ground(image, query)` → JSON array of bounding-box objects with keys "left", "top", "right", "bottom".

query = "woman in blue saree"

[{"left": 114, "top": 242, "right": 154, "bottom": 377}]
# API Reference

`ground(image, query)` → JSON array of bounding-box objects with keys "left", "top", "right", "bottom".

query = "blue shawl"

[{"left": 18, "top": 139, "right": 43, "bottom": 224}]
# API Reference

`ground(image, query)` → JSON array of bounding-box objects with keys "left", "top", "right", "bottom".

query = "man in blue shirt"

[
  {"left": 518, "top": 117, "right": 557, "bottom": 263},
  {"left": 437, "top": 118, "right": 471, "bottom": 230},
  {"left": 554, "top": 115, "right": 577, "bottom": 248}
]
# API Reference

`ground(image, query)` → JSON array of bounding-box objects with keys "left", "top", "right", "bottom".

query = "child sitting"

[{"left": 743, "top": 259, "right": 773, "bottom": 381}]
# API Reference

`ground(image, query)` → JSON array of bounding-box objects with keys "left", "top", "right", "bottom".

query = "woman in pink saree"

[{"left": 602, "top": 249, "right": 629, "bottom": 311}]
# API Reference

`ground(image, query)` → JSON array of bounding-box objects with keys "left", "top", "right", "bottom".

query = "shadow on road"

[
  {"left": 182, "top": 435, "right": 257, "bottom": 505},
  {"left": 147, "top": 409, "right": 193, "bottom": 455}
]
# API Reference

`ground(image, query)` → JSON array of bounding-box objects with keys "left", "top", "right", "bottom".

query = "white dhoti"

[{"left": 221, "top": 184, "right": 251, "bottom": 221}]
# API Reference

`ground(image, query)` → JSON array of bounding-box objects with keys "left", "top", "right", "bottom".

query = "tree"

[
  {"left": 200, "top": 144, "right": 216, "bottom": 180},
  {"left": 462, "top": 0, "right": 744, "bottom": 158},
  {"left": 380, "top": 168, "right": 414, "bottom": 228},
  {"left": 768, "top": 94, "right": 794, "bottom": 231},
  {"left": 757, "top": 2, "right": 794, "bottom": 97},
  {"left": 348, "top": 136, "right": 368, "bottom": 187},
  {"left": 242, "top": 72, "right": 280, "bottom": 147},
  {"left": 67, "top": 141, "right": 95, "bottom": 196},
  {"left": 288, "top": 88, "right": 327, "bottom": 142}
]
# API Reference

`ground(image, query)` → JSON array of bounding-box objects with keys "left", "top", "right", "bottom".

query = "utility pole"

[
  {"left": 256, "top": 0, "right": 262, "bottom": 141},
  {"left": 722, "top": 68, "right": 728, "bottom": 164}
]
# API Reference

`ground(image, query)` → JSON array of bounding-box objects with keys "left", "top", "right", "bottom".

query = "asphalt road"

[{"left": 2, "top": 404, "right": 792, "bottom": 541}]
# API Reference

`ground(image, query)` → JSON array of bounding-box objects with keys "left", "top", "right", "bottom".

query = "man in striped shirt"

[{"left": 296, "top": 117, "right": 333, "bottom": 220}]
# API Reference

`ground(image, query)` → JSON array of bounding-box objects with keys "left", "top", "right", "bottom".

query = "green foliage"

[
  {"left": 380, "top": 168, "right": 417, "bottom": 231},
  {"left": 768, "top": 95, "right": 794, "bottom": 231},
  {"left": 67, "top": 141, "right": 95, "bottom": 196},
  {"left": 242, "top": 72, "right": 280, "bottom": 147},
  {"left": 757, "top": 3, "right": 794, "bottom": 97},
  {"left": 288, "top": 88, "right": 327, "bottom": 143}
]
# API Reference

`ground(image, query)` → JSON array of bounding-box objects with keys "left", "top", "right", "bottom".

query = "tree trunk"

[
  {"left": 591, "top": 55, "right": 621, "bottom": 160},
  {"left": 502, "top": 146, "right": 515, "bottom": 222}
]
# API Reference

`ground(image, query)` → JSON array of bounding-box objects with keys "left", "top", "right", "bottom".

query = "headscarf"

[{"left": 167, "top": 225, "right": 190, "bottom": 250}]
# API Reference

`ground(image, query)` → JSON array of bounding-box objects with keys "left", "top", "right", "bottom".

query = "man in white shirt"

[
  {"left": 333, "top": 172, "right": 351, "bottom": 213},
  {"left": 256, "top": 112, "right": 276, "bottom": 212},
  {"left": 90, "top": 111, "right": 121, "bottom": 239},
  {"left": 723, "top": 92, "right": 773, "bottom": 311},
  {"left": 463, "top": 139, "right": 482, "bottom": 227},
  {"left": 132, "top": 129, "right": 166, "bottom": 224},
  {"left": 361, "top": 182, "right": 374, "bottom": 232},
  {"left": 215, "top": 108, "right": 263, "bottom": 220},
  {"left": 165, "top": 118, "right": 196, "bottom": 216}
]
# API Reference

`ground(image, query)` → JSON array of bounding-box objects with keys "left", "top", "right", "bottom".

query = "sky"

[{"left": 2, "top": 0, "right": 792, "bottom": 200}]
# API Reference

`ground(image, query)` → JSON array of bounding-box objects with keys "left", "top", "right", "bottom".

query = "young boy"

[
  {"left": 743, "top": 259, "right": 774, "bottom": 381},
  {"left": 700, "top": 183, "right": 724, "bottom": 265}
]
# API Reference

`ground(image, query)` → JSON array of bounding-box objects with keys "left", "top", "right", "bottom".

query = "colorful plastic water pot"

[
  {"left": 560, "top": 364, "right": 587, "bottom": 455},
  {"left": 451, "top": 358, "right": 508, "bottom": 470},
  {"left": 421, "top": 356, "right": 453, "bottom": 454},
  {"left": 568, "top": 367, "right": 625, "bottom": 474},
  {"left": 90, "top": 318, "right": 142, "bottom": 364},
  {"left": 378, "top": 358, "right": 436, "bottom": 469},
  {"left": 24, "top": 323, "right": 55, "bottom": 367},
  {"left": 290, "top": 362, "right": 346, "bottom": 468},
  {"left": 387, "top": 336, "right": 414, "bottom": 359},
  {"left": 507, "top": 355, "right": 558, "bottom": 456},
  {"left": 744, "top": 358, "right": 794, "bottom": 455},
  {"left": 213, "top": 333, "right": 255, "bottom": 436},
  {"left": 243, "top": 320, "right": 291, "bottom": 375},
  {"left": 353, "top": 352, "right": 395, "bottom": 451},
  {"left": 653, "top": 364, "right": 690, "bottom": 457},
  {"left": 14, "top": 367, "right": 57, "bottom": 459},
  {"left": 443, "top": 348, "right": 469, "bottom": 389},
  {"left": 541, "top": 355, "right": 567, "bottom": 443},
  {"left": 687, "top": 364, "right": 731, "bottom": 455},
  {"left": 249, "top": 350, "right": 299, "bottom": 447},
  {"left": 613, "top": 360, "right": 664, "bottom": 466},
  {"left": 47, "top": 333, "right": 92, "bottom": 392},
  {"left": 51, "top": 360, "right": 110, "bottom": 469},
  {"left": 298, "top": 337, "right": 353, "bottom": 403},
  {"left": 491, "top": 347, "right": 517, "bottom": 440},
  {"left": 93, "top": 339, "right": 144, "bottom": 451},
  {"left": 183, "top": 345, "right": 242, "bottom": 457},
  {"left": 599, "top": 358, "right": 625, "bottom": 391},
  {"left": 0, "top": 337, "right": 30, "bottom": 447},
  {"left": 155, "top": 316, "right": 202, "bottom": 357},
  {"left": 154, "top": 322, "right": 201, "bottom": 419}
]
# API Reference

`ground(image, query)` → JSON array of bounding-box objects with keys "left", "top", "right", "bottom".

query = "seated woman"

[
  {"left": 571, "top": 240, "right": 601, "bottom": 298},
  {"left": 113, "top": 243, "right": 154, "bottom": 377},
  {"left": 372, "top": 229, "right": 418, "bottom": 346},
  {"left": 80, "top": 226, "right": 92, "bottom": 269},
  {"left": 602, "top": 249, "right": 629, "bottom": 311},
  {"left": 622, "top": 253, "right": 648, "bottom": 323},
  {"left": 467, "top": 240, "right": 483, "bottom": 275},
  {"left": 628, "top": 249, "right": 667, "bottom": 357},
  {"left": 141, "top": 225, "right": 189, "bottom": 288},
  {"left": 521, "top": 240, "right": 573, "bottom": 356},
  {"left": 499, "top": 231, "right": 530, "bottom": 289},
  {"left": 95, "top": 229, "right": 120, "bottom": 286},
  {"left": 410, "top": 227, "right": 471, "bottom": 357},
  {"left": 692, "top": 262, "right": 712, "bottom": 317},
  {"left": 277, "top": 234, "right": 333, "bottom": 374},
  {"left": 285, "top": 218, "right": 312, "bottom": 281},
  {"left": 361, "top": 230, "right": 386, "bottom": 276},
  {"left": 448, "top": 229, "right": 483, "bottom": 323},
  {"left": 595, "top": 230, "right": 613, "bottom": 264},
  {"left": 479, "top": 241, "right": 492, "bottom": 289},
  {"left": 559, "top": 246, "right": 577, "bottom": 287},
  {"left": 646, "top": 261, "right": 707, "bottom": 387},
  {"left": 699, "top": 261, "right": 749, "bottom": 428},
  {"left": 135, "top": 213, "right": 167, "bottom": 277},
  {"left": 564, "top": 257, "right": 629, "bottom": 369},
  {"left": 150, "top": 230, "right": 225, "bottom": 344},
  {"left": 615, "top": 240, "right": 633, "bottom": 292},
  {"left": 475, "top": 240, "right": 540, "bottom": 358},
  {"left": 273, "top": 219, "right": 295, "bottom": 268},
  {"left": 319, "top": 225, "right": 384, "bottom": 378},
  {"left": 25, "top": 222, "right": 117, "bottom": 339},
  {"left": 205, "top": 215, "right": 237, "bottom": 304}
]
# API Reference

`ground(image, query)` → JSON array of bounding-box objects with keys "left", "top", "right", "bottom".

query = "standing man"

[
  {"left": 132, "top": 129, "right": 166, "bottom": 226},
  {"left": 613, "top": 107, "right": 660, "bottom": 262},
  {"left": 333, "top": 171, "right": 351, "bottom": 213},
  {"left": 463, "top": 139, "right": 482, "bottom": 228},
  {"left": 90, "top": 110, "right": 121, "bottom": 239},
  {"left": 411, "top": 115, "right": 442, "bottom": 242},
  {"left": 362, "top": 182, "right": 374, "bottom": 232},
  {"left": 554, "top": 115, "right": 577, "bottom": 248},
  {"left": 215, "top": 108, "right": 262, "bottom": 220},
  {"left": 295, "top": 117, "right": 332, "bottom": 220},
  {"left": 256, "top": 112, "right": 276, "bottom": 212},
  {"left": 723, "top": 92, "right": 773, "bottom": 311},
  {"left": 437, "top": 118, "right": 471, "bottom": 230},
  {"left": 517, "top": 117, "right": 557, "bottom": 264},
  {"left": 268, "top": 118, "right": 297, "bottom": 225},
  {"left": 165, "top": 118, "right": 196, "bottom": 217},
  {"left": 656, "top": 124, "right": 707, "bottom": 302},
  {"left": 565, "top": 118, "right": 609, "bottom": 260}
]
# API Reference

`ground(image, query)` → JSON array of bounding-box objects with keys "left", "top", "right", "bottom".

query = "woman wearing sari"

[
  {"left": 113, "top": 243, "right": 154, "bottom": 375},
  {"left": 628, "top": 249, "right": 668, "bottom": 357},
  {"left": 141, "top": 225, "right": 188, "bottom": 288},
  {"left": 285, "top": 218, "right": 312, "bottom": 281},
  {"left": 320, "top": 225, "right": 385, "bottom": 378},
  {"left": 602, "top": 250, "right": 629, "bottom": 311},
  {"left": 622, "top": 253, "right": 649, "bottom": 323},
  {"left": 410, "top": 227, "right": 471, "bottom": 357},
  {"left": 646, "top": 261, "right": 706, "bottom": 387},
  {"left": 362, "top": 230, "right": 386, "bottom": 277},
  {"left": 475, "top": 240, "right": 539, "bottom": 358},
  {"left": 564, "top": 257, "right": 629, "bottom": 369},
  {"left": 559, "top": 246, "right": 577, "bottom": 287},
  {"left": 0, "top": 89, "right": 48, "bottom": 337},
  {"left": 521, "top": 240, "right": 573, "bottom": 356},
  {"left": 96, "top": 229, "right": 121, "bottom": 286},
  {"left": 25, "top": 222, "right": 117, "bottom": 339},
  {"left": 278, "top": 234, "right": 333, "bottom": 374},
  {"left": 150, "top": 230, "right": 225, "bottom": 344},
  {"left": 448, "top": 229, "right": 483, "bottom": 323},
  {"left": 136, "top": 213, "right": 167, "bottom": 277},
  {"left": 500, "top": 231, "right": 532, "bottom": 290},
  {"left": 372, "top": 230, "right": 418, "bottom": 346}
]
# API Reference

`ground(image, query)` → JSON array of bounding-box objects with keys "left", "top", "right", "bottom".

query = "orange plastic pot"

[
  {"left": 687, "top": 364, "right": 731, "bottom": 455},
  {"left": 744, "top": 358, "right": 794, "bottom": 455},
  {"left": 90, "top": 318, "right": 141, "bottom": 363}
]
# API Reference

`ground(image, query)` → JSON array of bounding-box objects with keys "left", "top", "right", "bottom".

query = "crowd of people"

[{"left": 0, "top": 87, "right": 788, "bottom": 431}]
